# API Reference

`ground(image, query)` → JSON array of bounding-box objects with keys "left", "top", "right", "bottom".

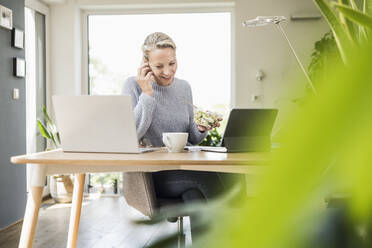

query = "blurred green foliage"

[
  {"left": 193, "top": 2, "right": 372, "bottom": 246},
  {"left": 198, "top": 40, "right": 372, "bottom": 248}
]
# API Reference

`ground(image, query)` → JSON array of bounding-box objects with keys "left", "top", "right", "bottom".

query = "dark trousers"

[{"left": 152, "top": 170, "right": 243, "bottom": 240}]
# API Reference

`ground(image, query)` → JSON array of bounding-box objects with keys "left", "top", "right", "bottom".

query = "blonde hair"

[{"left": 142, "top": 32, "right": 176, "bottom": 61}]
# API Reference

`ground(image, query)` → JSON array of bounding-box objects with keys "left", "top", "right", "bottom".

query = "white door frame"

[{"left": 25, "top": 0, "right": 51, "bottom": 197}]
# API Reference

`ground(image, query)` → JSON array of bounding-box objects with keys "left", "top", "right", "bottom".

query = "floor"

[{"left": 0, "top": 195, "right": 191, "bottom": 248}]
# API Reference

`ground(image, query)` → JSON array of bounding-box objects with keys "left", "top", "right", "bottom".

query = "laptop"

[
  {"left": 53, "top": 95, "right": 157, "bottom": 153},
  {"left": 197, "top": 108, "right": 278, "bottom": 153}
]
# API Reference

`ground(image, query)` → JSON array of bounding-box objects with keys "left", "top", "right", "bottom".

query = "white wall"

[
  {"left": 50, "top": 2, "right": 82, "bottom": 96},
  {"left": 235, "top": 0, "right": 328, "bottom": 107},
  {"left": 48, "top": 0, "right": 329, "bottom": 113}
]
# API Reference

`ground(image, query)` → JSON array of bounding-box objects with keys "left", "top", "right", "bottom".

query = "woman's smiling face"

[{"left": 147, "top": 47, "right": 178, "bottom": 86}]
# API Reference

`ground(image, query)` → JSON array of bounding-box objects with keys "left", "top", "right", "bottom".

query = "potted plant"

[
  {"left": 37, "top": 106, "right": 74, "bottom": 203},
  {"left": 90, "top": 173, "right": 119, "bottom": 194},
  {"left": 301, "top": 0, "right": 371, "bottom": 103},
  {"left": 314, "top": 0, "right": 372, "bottom": 63},
  {"left": 199, "top": 128, "right": 222, "bottom": 147}
]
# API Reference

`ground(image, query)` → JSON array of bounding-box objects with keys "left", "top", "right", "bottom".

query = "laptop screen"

[
  {"left": 53, "top": 95, "right": 141, "bottom": 153},
  {"left": 221, "top": 108, "right": 278, "bottom": 151}
]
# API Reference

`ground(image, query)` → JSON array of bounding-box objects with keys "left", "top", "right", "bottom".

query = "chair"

[{"left": 122, "top": 172, "right": 187, "bottom": 247}]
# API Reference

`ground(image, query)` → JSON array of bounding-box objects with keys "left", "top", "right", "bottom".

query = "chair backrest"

[{"left": 122, "top": 172, "right": 158, "bottom": 217}]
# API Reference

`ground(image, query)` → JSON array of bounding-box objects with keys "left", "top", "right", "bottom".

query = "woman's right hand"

[{"left": 136, "top": 62, "right": 154, "bottom": 96}]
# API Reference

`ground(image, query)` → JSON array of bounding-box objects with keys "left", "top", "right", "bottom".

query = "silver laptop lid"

[{"left": 53, "top": 95, "right": 140, "bottom": 153}]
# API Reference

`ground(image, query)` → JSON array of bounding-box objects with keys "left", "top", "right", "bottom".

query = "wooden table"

[{"left": 11, "top": 148, "right": 270, "bottom": 248}]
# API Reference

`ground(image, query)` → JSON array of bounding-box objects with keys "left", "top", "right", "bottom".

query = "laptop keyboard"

[
  {"left": 185, "top": 146, "right": 227, "bottom": 153},
  {"left": 200, "top": 146, "right": 227, "bottom": 153},
  {"left": 139, "top": 147, "right": 160, "bottom": 153}
]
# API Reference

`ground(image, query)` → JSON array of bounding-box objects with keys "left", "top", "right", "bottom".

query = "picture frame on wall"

[
  {"left": 12, "top": 28, "right": 24, "bottom": 49},
  {"left": 0, "top": 5, "right": 13, "bottom": 30},
  {"left": 13, "top": 58, "right": 25, "bottom": 78}
]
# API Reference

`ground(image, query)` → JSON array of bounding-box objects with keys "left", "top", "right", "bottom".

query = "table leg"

[
  {"left": 18, "top": 186, "right": 43, "bottom": 248},
  {"left": 67, "top": 174, "right": 85, "bottom": 248},
  {"left": 19, "top": 164, "right": 46, "bottom": 248}
]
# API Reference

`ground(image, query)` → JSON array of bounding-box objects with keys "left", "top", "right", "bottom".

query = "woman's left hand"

[
  {"left": 197, "top": 117, "right": 222, "bottom": 132},
  {"left": 197, "top": 125, "right": 211, "bottom": 132}
]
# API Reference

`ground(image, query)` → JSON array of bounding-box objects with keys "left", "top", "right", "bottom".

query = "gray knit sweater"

[{"left": 122, "top": 76, "right": 207, "bottom": 147}]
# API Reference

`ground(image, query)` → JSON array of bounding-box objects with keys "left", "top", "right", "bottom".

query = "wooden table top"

[{"left": 11, "top": 148, "right": 271, "bottom": 166}]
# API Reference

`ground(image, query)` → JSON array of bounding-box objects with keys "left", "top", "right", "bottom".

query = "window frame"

[{"left": 81, "top": 2, "right": 236, "bottom": 107}]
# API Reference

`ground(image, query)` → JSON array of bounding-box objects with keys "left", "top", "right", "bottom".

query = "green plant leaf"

[
  {"left": 338, "top": 0, "right": 358, "bottom": 42},
  {"left": 56, "top": 132, "right": 61, "bottom": 145},
  {"left": 358, "top": 0, "right": 370, "bottom": 40},
  {"left": 348, "top": 0, "right": 361, "bottom": 38},
  {"left": 37, "top": 120, "right": 51, "bottom": 139},
  {"left": 39, "top": 106, "right": 60, "bottom": 148},
  {"left": 349, "top": 0, "right": 358, "bottom": 9},
  {"left": 42, "top": 105, "right": 56, "bottom": 131},
  {"left": 308, "top": 31, "right": 341, "bottom": 93},
  {"left": 364, "top": 0, "right": 372, "bottom": 15},
  {"left": 334, "top": 3, "right": 372, "bottom": 29},
  {"left": 314, "top": 0, "right": 352, "bottom": 64},
  {"left": 338, "top": 0, "right": 349, "bottom": 6},
  {"left": 50, "top": 134, "right": 58, "bottom": 149}
]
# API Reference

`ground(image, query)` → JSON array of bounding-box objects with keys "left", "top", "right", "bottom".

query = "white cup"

[{"left": 162, "top": 132, "right": 188, "bottom": 152}]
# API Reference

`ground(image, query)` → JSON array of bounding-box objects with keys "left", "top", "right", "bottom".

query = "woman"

[{"left": 122, "top": 32, "right": 231, "bottom": 235}]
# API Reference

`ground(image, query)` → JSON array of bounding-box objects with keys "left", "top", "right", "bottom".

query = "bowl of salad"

[{"left": 194, "top": 109, "right": 222, "bottom": 129}]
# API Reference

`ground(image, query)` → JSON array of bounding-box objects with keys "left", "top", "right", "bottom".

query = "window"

[{"left": 88, "top": 12, "right": 231, "bottom": 122}]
